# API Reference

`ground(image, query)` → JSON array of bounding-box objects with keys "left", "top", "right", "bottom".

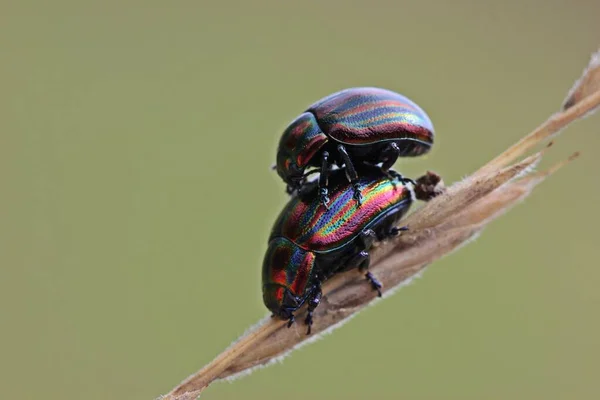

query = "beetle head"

[
  {"left": 262, "top": 283, "right": 304, "bottom": 318},
  {"left": 275, "top": 112, "right": 327, "bottom": 188}
]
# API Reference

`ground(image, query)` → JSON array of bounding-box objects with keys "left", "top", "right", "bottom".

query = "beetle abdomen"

[
  {"left": 307, "top": 87, "right": 434, "bottom": 155},
  {"left": 271, "top": 172, "right": 413, "bottom": 252}
]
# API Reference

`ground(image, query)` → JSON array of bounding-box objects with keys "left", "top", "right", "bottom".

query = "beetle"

[
  {"left": 262, "top": 166, "right": 414, "bottom": 334},
  {"left": 274, "top": 87, "right": 434, "bottom": 207}
]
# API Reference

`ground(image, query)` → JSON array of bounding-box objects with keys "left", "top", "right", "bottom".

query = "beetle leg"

[
  {"left": 384, "top": 166, "right": 417, "bottom": 188},
  {"left": 403, "top": 176, "right": 417, "bottom": 186},
  {"left": 360, "top": 229, "right": 377, "bottom": 250},
  {"left": 388, "top": 225, "right": 409, "bottom": 237},
  {"left": 397, "top": 174, "right": 416, "bottom": 186},
  {"left": 318, "top": 151, "right": 331, "bottom": 208},
  {"left": 304, "top": 287, "right": 322, "bottom": 335},
  {"left": 365, "top": 271, "right": 383, "bottom": 297},
  {"left": 287, "top": 314, "right": 296, "bottom": 328},
  {"left": 349, "top": 248, "right": 383, "bottom": 297},
  {"left": 386, "top": 169, "right": 417, "bottom": 186},
  {"left": 348, "top": 250, "right": 371, "bottom": 274},
  {"left": 337, "top": 144, "right": 363, "bottom": 205},
  {"left": 380, "top": 142, "right": 401, "bottom": 173}
]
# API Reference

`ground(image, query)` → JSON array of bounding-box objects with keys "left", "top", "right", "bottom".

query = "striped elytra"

[
  {"left": 307, "top": 87, "right": 434, "bottom": 149},
  {"left": 262, "top": 167, "right": 413, "bottom": 322},
  {"left": 275, "top": 87, "right": 435, "bottom": 198},
  {"left": 271, "top": 169, "right": 413, "bottom": 252}
]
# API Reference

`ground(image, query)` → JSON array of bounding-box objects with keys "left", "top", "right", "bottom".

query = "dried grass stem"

[{"left": 160, "top": 48, "right": 600, "bottom": 400}]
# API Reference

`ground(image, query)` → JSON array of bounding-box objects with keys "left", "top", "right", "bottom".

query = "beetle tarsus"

[
  {"left": 337, "top": 144, "right": 363, "bottom": 205},
  {"left": 352, "top": 182, "right": 363, "bottom": 205},
  {"left": 287, "top": 314, "right": 295, "bottom": 328},
  {"left": 386, "top": 169, "right": 416, "bottom": 186},
  {"left": 319, "top": 188, "right": 330, "bottom": 209},
  {"left": 365, "top": 272, "right": 383, "bottom": 297},
  {"left": 401, "top": 177, "right": 416, "bottom": 186},
  {"left": 348, "top": 250, "right": 381, "bottom": 295},
  {"left": 388, "top": 225, "right": 409, "bottom": 237}
]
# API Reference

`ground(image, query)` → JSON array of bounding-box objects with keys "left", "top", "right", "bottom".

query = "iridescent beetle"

[
  {"left": 274, "top": 87, "right": 434, "bottom": 207},
  {"left": 262, "top": 166, "right": 414, "bottom": 334}
]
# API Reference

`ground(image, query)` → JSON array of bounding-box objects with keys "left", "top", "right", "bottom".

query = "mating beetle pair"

[{"left": 263, "top": 87, "right": 436, "bottom": 333}]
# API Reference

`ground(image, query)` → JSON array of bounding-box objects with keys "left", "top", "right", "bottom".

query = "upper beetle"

[
  {"left": 262, "top": 166, "right": 414, "bottom": 334},
  {"left": 275, "top": 87, "right": 434, "bottom": 206}
]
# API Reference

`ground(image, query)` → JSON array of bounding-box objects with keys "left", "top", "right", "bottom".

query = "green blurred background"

[{"left": 2, "top": 1, "right": 599, "bottom": 399}]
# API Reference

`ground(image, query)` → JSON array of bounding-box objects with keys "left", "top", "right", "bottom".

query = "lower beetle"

[
  {"left": 262, "top": 166, "right": 414, "bottom": 334},
  {"left": 274, "top": 87, "right": 434, "bottom": 206}
]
